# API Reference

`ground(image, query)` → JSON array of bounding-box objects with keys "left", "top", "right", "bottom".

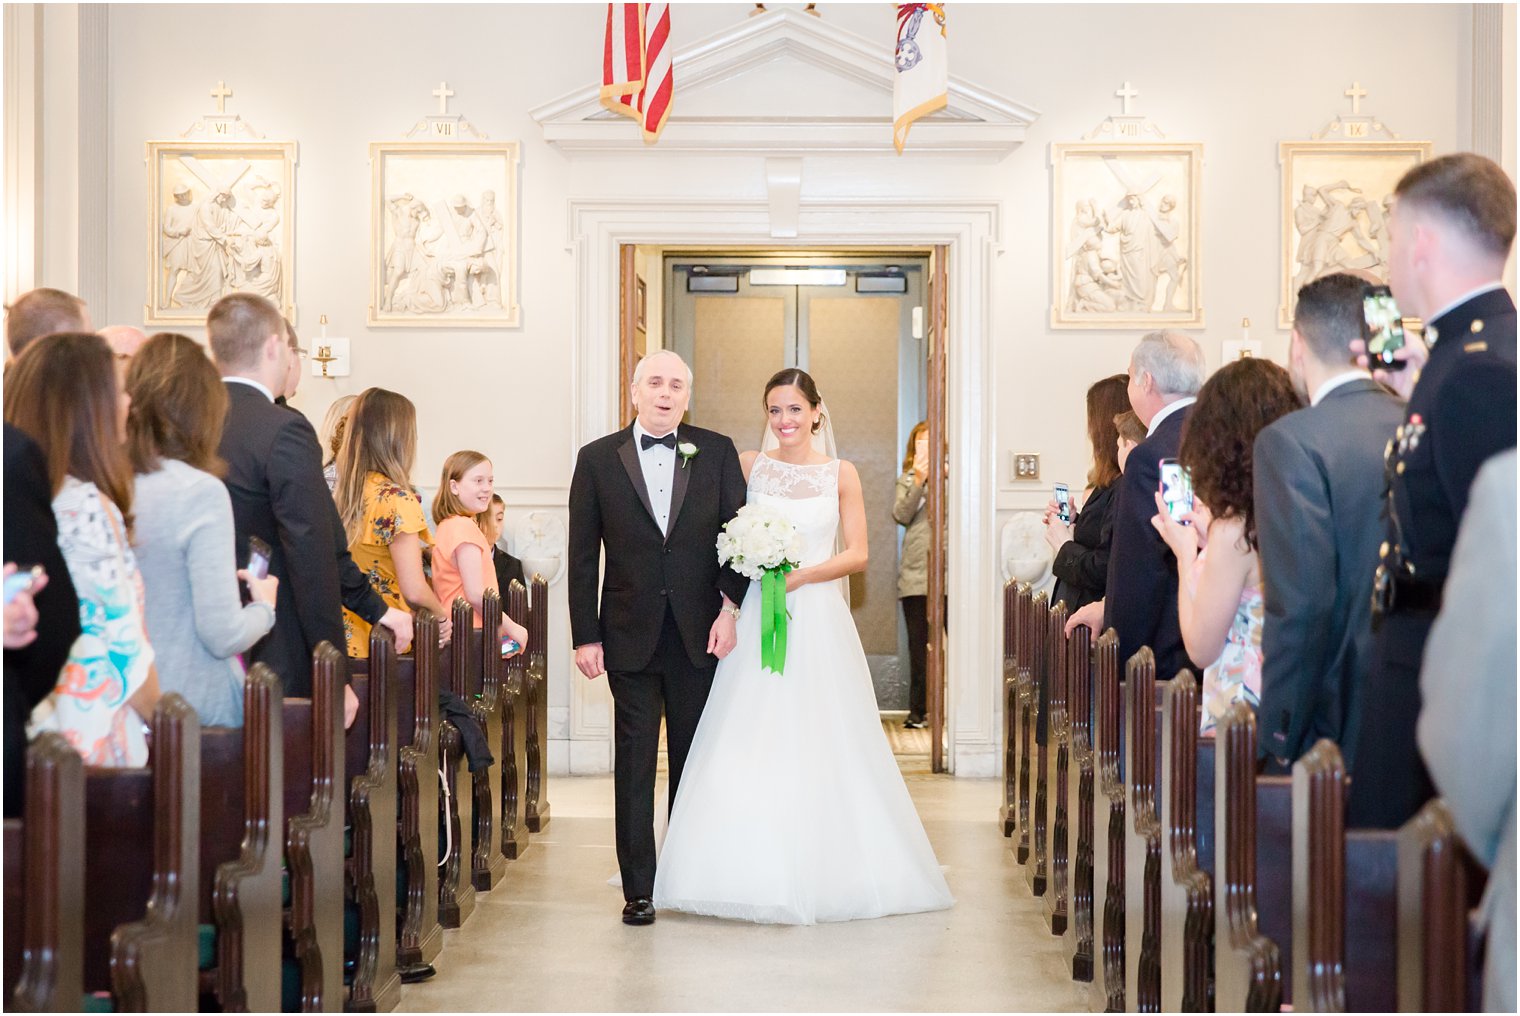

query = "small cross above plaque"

[
  {"left": 1344, "top": 81, "right": 1368, "bottom": 116},
  {"left": 1115, "top": 81, "right": 1139, "bottom": 117},
  {"left": 433, "top": 81, "right": 455, "bottom": 117},
  {"left": 210, "top": 80, "right": 232, "bottom": 114}
]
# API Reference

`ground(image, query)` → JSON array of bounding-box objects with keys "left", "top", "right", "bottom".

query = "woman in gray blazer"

[
  {"left": 894, "top": 422, "right": 939, "bottom": 729},
  {"left": 127, "top": 333, "right": 277, "bottom": 726}
]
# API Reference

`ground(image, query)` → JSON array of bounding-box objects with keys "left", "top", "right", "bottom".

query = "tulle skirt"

[{"left": 652, "top": 580, "right": 955, "bottom": 925}]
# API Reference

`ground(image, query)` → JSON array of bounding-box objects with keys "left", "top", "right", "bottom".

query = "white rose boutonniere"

[{"left": 677, "top": 441, "right": 699, "bottom": 469}]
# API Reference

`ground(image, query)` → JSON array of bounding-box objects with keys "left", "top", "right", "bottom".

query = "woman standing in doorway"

[{"left": 893, "top": 421, "right": 938, "bottom": 731}]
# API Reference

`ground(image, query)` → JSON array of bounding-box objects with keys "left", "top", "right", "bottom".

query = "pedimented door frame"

[{"left": 566, "top": 197, "right": 1002, "bottom": 777}]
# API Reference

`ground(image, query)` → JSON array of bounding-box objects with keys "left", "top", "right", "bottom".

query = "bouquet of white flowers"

[{"left": 716, "top": 504, "right": 804, "bottom": 673}]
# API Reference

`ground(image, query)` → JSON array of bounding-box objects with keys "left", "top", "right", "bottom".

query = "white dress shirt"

[
  {"left": 222, "top": 375, "right": 275, "bottom": 402},
  {"left": 1310, "top": 370, "right": 1370, "bottom": 407},
  {"left": 632, "top": 420, "right": 677, "bottom": 536},
  {"left": 1146, "top": 396, "right": 1196, "bottom": 437}
]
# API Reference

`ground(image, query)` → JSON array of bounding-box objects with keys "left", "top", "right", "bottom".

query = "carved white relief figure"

[
  {"left": 174, "top": 190, "right": 236, "bottom": 310},
  {"left": 478, "top": 190, "right": 505, "bottom": 305},
  {"left": 1149, "top": 195, "right": 1188, "bottom": 312},
  {"left": 1072, "top": 236, "right": 1121, "bottom": 312},
  {"left": 402, "top": 206, "right": 452, "bottom": 314},
  {"left": 382, "top": 194, "right": 422, "bottom": 312},
  {"left": 1350, "top": 194, "right": 1391, "bottom": 271},
  {"left": 161, "top": 184, "right": 197, "bottom": 307},
  {"left": 230, "top": 181, "right": 282, "bottom": 299},
  {"left": 1109, "top": 193, "right": 1157, "bottom": 311},
  {"left": 1292, "top": 180, "right": 1380, "bottom": 292},
  {"left": 438, "top": 195, "right": 488, "bottom": 310}
]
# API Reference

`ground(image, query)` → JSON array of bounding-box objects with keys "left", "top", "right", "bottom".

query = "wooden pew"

[
  {"left": 1063, "top": 621, "right": 1095, "bottom": 982},
  {"left": 1023, "top": 591, "right": 1049, "bottom": 894},
  {"left": 1013, "top": 585, "right": 1035, "bottom": 864},
  {"left": 283, "top": 642, "right": 346, "bottom": 1013},
  {"left": 1091, "top": 629, "right": 1125, "bottom": 1012},
  {"left": 82, "top": 694, "right": 200, "bottom": 1011},
  {"left": 395, "top": 613, "right": 442, "bottom": 971},
  {"left": 436, "top": 599, "right": 477, "bottom": 930},
  {"left": 345, "top": 629, "right": 400, "bottom": 1012},
  {"left": 465, "top": 593, "right": 508, "bottom": 891},
  {"left": 1159, "top": 670, "right": 1213, "bottom": 1013},
  {"left": 1397, "top": 799, "right": 1486, "bottom": 1012},
  {"left": 1123, "top": 648, "right": 1161, "bottom": 1013},
  {"left": 1292, "top": 739, "right": 1398, "bottom": 1013},
  {"left": 199, "top": 664, "right": 283, "bottom": 1012},
  {"left": 1044, "top": 600, "right": 1071, "bottom": 935},
  {"left": 524, "top": 574, "right": 552, "bottom": 833},
  {"left": 1214, "top": 702, "right": 1291, "bottom": 1012},
  {"left": 1000, "top": 580, "right": 1019, "bottom": 838},
  {"left": 4, "top": 733, "right": 85, "bottom": 1012},
  {"left": 501, "top": 580, "right": 532, "bottom": 860}
]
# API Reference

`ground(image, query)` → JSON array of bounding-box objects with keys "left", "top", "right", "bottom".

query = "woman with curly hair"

[{"left": 1151, "top": 358, "right": 1302, "bottom": 732}]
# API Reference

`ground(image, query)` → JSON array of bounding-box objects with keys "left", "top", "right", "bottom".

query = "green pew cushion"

[{"left": 199, "top": 922, "right": 216, "bottom": 970}]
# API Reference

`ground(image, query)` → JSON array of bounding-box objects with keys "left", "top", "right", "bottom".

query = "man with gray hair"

[{"left": 1075, "top": 330, "right": 1205, "bottom": 680}]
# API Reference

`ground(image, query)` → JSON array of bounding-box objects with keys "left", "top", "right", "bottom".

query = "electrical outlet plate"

[{"left": 1013, "top": 452, "right": 1040, "bottom": 481}]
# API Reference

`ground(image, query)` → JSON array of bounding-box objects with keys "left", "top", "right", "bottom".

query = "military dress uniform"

[{"left": 1348, "top": 285, "right": 1518, "bottom": 828}]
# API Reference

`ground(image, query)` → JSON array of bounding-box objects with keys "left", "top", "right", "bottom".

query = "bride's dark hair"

[{"left": 763, "top": 368, "right": 826, "bottom": 434}]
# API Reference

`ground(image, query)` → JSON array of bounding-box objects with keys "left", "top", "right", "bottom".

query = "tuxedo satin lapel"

[
  {"left": 617, "top": 432, "right": 661, "bottom": 533},
  {"left": 666, "top": 427, "right": 691, "bottom": 542}
]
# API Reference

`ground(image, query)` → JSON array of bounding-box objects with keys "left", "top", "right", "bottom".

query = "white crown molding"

[{"left": 531, "top": 7, "right": 1039, "bottom": 157}]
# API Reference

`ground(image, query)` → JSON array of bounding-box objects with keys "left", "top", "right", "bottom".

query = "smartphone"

[
  {"left": 1362, "top": 285, "right": 1407, "bottom": 370},
  {"left": 500, "top": 637, "right": 522, "bottom": 657},
  {"left": 1159, "top": 458, "right": 1194, "bottom": 524},
  {"left": 1053, "top": 483, "right": 1072, "bottom": 524},
  {"left": 245, "top": 536, "right": 273, "bottom": 581},
  {"left": 3, "top": 565, "right": 42, "bottom": 605}
]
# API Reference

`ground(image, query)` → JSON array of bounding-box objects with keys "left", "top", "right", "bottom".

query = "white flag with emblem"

[{"left": 893, "top": 4, "right": 947, "bottom": 154}]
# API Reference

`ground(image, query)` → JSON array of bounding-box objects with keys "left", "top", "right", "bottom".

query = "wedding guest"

[
  {"left": 320, "top": 394, "right": 356, "bottom": 493},
  {"left": 1253, "top": 273, "right": 1405, "bottom": 770},
  {"left": 127, "top": 332, "right": 277, "bottom": 726},
  {"left": 1045, "top": 374, "right": 1130, "bottom": 614},
  {"left": 4, "top": 332, "right": 161, "bottom": 765},
  {"left": 1151, "top": 358, "right": 1301, "bottom": 731},
  {"left": 1114, "top": 410, "right": 1145, "bottom": 470},
  {"left": 333, "top": 387, "right": 452, "bottom": 656},
  {"left": 481, "top": 493, "right": 527, "bottom": 594},
  {"left": 893, "top": 421, "right": 936, "bottom": 730},
  {"left": 3, "top": 423, "right": 79, "bottom": 816},
  {"left": 99, "top": 325, "right": 148, "bottom": 371},
  {"left": 432, "top": 451, "right": 527, "bottom": 654},
  {"left": 4, "top": 287, "right": 89, "bottom": 359}
]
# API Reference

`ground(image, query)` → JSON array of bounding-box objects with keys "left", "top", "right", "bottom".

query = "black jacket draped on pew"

[
  {"left": 1052, "top": 481, "right": 1117, "bottom": 614},
  {"left": 1104, "top": 404, "right": 1194, "bottom": 681},
  {"left": 1253, "top": 377, "right": 1404, "bottom": 770},
  {"left": 2, "top": 424, "right": 80, "bottom": 817}
]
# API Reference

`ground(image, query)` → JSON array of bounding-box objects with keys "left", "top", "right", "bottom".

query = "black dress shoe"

[
  {"left": 398, "top": 963, "right": 436, "bottom": 984},
  {"left": 622, "top": 897, "right": 657, "bottom": 925},
  {"left": 903, "top": 716, "right": 927, "bottom": 729}
]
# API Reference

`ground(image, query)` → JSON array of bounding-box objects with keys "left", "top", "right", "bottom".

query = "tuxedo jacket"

[
  {"left": 219, "top": 383, "right": 381, "bottom": 694},
  {"left": 1104, "top": 405, "right": 1194, "bottom": 680},
  {"left": 493, "top": 547, "right": 526, "bottom": 596},
  {"left": 1253, "top": 378, "right": 1405, "bottom": 768},
  {"left": 569, "top": 423, "right": 748, "bottom": 672}
]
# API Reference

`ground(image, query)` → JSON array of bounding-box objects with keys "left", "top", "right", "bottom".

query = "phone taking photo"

[
  {"left": 3, "top": 566, "right": 42, "bottom": 605},
  {"left": 245, "top": 536, "right": 273, "bottom": 581},
  {"left": 1159, "top": 458, "right": 1194, "bottom": 524},
  {"left": 500, "top": 637, "right": 522, "bottom": 658},
  {"left": 1362, "top": 284, "right": 1407, "bottom": 370},
  {"left": 1053, "top": 483, "right": 1072, "bottom": 524}
]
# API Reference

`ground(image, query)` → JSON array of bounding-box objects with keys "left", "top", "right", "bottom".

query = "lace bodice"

[{"left": 747, "top": 453, "right": 841, "bottom": 569}]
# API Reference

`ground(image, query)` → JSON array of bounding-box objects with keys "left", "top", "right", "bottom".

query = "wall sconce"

[{"left": 309, "top": 315, "right": 351, "bottom": 377}]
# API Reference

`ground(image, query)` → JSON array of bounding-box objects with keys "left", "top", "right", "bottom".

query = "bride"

[{"left": 652, "top": 368, "right": 955, "bottom": 925}]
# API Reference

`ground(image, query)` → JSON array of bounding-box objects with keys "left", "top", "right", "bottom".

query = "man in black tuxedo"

[
  {"left": 3, "top": 423, "right": 80, "bottom": 817},
  {"left": 1346, "top": 153, "right": 1517, "bottom": 828},
  {"left": 1253, "top": 273, "right": 1405, "bottom": 772},
  {"left": 569, "top": 350, "right": 747, "bottom": 925},
  {"left": 1069, "top": 331, "right": 1205, "bottom": 681},
  {"left": 209, "top": 294, "right": 411, "bottom": 724}
]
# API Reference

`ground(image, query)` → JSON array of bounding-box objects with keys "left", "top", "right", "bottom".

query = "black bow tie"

[{"left": 641, "top": 432, "right": 677, "bottom": 451}]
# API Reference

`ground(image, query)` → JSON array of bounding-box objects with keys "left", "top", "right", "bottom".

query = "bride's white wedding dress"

[{"left": 652, "top": 452, "right": 955, "bottom": 925}]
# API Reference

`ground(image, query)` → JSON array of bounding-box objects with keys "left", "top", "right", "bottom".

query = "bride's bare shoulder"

[
  {"left": 740, "top": 448, "right": 761, "bottom": 481},
  {"left": 835, "top": 458, "right": 862, "bottom": 488}
]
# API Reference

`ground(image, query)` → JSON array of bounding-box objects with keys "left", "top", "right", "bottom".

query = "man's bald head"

[
  {"left": 5, "top": 288, "right": 90, "bottom": 358},
  {"left": 99, "top": 325, "right": 149, "bottom": 360}
]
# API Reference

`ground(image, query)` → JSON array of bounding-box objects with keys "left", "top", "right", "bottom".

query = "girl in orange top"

[{"left": 431, "top": 451, "right": 528, "bottom": 655}]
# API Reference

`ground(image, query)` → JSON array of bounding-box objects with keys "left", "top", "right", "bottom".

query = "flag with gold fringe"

[
  {"left": 601, "top": 3, "right": 674, "bottom": 143},
  {"left": 892, "top": 3, "right": 947, "bottom": 153}
]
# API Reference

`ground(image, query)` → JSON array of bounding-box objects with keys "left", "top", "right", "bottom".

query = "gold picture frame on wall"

[
  {"left": 1050, "top": 141, "right": 1204, "bottom": 330},
  {"left": 1278, "top": 139, "right": 1430, "bottom": 327},
  {"left": 145, "top": 139, "right": 297, "bottom": 326},
  {"left": 368, "top": 140, "right": 520, "bottom": 328}
]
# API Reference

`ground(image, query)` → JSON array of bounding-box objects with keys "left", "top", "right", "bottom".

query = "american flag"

[{"left": 601, "top": 3, "right": 673, "bottom": 143}]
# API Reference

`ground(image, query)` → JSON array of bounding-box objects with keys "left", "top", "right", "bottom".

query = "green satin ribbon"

[{"left": 760, "top": 564, "right": 792, "bottom": 674}]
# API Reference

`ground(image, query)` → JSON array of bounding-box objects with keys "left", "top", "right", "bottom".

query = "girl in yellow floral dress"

[{"left": 333, "top": 388, "right": 452, "bottom": 657}]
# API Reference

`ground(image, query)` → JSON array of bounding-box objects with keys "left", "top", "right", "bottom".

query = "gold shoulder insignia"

[{"left": 1464, "top": 341, "right": 1489, "bottom": 353}]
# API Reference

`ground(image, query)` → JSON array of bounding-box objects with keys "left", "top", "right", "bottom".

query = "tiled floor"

[{"left": 398, "top": 769, "right": 1088, "bottom": 1012}]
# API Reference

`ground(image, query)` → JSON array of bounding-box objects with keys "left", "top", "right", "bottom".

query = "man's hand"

[
  {"left": 575, "top": 642, "right": 606, "bottom": 679},
  {"left": 1065, "top": 598, "right": 1105, "bottom": 636},
  {"left": 344, "top": 684, "right": 360, "bottom": 729},
  {"left": 378, "top": 607, "right": 415, "bottom": 653},
  {"left": 707, "top": 608, "right": 738, "bottom": 660},
  {"left": 1350, "top": 331, "right": 1427, "bottom": 401}
]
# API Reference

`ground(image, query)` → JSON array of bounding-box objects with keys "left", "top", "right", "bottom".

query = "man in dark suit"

[
  {"left": 209, "top": 294, "right": 410, "bottom": 724},
  {"left": 1072, "top": 331, "right": 1205, "bottom": 681},
  {"left": 569, "top": 350, "right": 748, "bottom": 925},
  {"left": 1253, "top": 272, "right": 1405, "bottom": 772},
  {"left": 1346, "top": 153, "right": 1517, "bottom": 828},
  {"left": 2, "top": 423, "right": 80, "bottom": 817}
]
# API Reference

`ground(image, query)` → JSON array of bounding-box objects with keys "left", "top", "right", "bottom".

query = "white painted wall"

[{"left": 15, "top": 2, "right": 1496, "bottom": 773}]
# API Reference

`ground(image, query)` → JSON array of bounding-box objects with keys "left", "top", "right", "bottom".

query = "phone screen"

[
  {"left": 3, "top": 567, "right": 39, "bottom": 605},
  {"left": 1159, "top": 459, "right": 1193, "bottom": 523},
  {"left": 500, "top": 637, "right": 521, "bottom": 658},
  {"left": 245, "top": 536, "right": 272, "bottom": 581},
  {"left": 1054, "top": 483, "right": 1071, "bottom": 524},
  {"left": 1362, "top": 285, "right": 1406, "bottom": 366}
]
